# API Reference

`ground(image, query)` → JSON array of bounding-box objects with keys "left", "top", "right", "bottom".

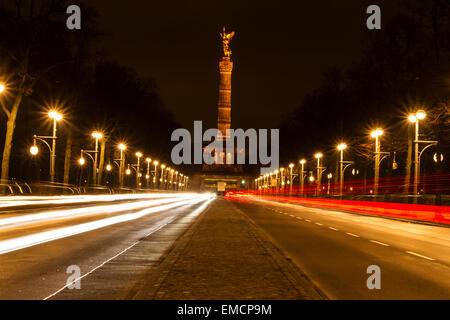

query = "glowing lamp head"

[
  {"left": 79, "top": 157, "right": 85, "bottom": 165},
  {"left": 289, "top": 163, "right": 294, "bottom": 168},
  {"left": 153, "top": 160, "right": 159, "bottom": 165},
  {"left": 309, "top": 176, "right": 315, "bottom": 182},
  {"left": 118, "top": 143, "right": 126, "bottom": 151},
  {"left": 48, "top": 111, "right": 63, "bottom": 121},
  {"left": 135, "top": 152, "right": 143, "bottom": 158},
  {"left": 370, "top": 129, "right": 383, "bottom": 138},
  {"left": 30, "top": 145, "right": 39, "bottom": 155},
  {"left": 161, "top": 164, "right": 166, "bottom": 169},
  {"left": 337, "top": 143, "right": 347, "bottom": 151},
  {"left": 300, "top": 159, "right": 306, "bottom": 165},
  {"left": 92, "top": 131, "right": 103, "bottom": 139},
  {"left": 0, "top": 83, "right": 5, "bottom": 93},
  {"left": 408, "top": 114, "right": 417, "bottom": 123},
  {"left": 145, "top": 157, "right": 151, "bottom": 163},
  {"left": 126, "top": 168, "right": 131, "bottom": 175},
  {"left": 280, "top": 168, "right": 284, "bottom": 172},
  {"left": 315, "top": 153, "right": 323, "bottom": 159},
  {"left": 274, "top": 169, "right": 279, "bottom": 174},
  {"left": 106, "top": 164, "right": 112, "bottom": 171},
  {"left": 416, "top": 110, "right": 426, "bottom": 120},
  {"left": 327, "top": 173, "right": 333, "bottom": 179}
]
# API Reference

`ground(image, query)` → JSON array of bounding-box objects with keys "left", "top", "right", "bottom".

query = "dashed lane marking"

[
  {"left": 406, "top": 251, "right": 435, "bottom": 261},
  {"left": 328, "top": 227, "right": 338, "bottom": 231},
  {"left": 346, "top": 232, "right": 360, "bottom": 238},
  {"left": 369, "top": 240, "right": 390, "bottom": 247}
]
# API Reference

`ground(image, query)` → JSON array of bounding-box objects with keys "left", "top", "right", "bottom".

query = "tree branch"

[{"left": 0, "top": 99, "right": 11, "bottom": 118}]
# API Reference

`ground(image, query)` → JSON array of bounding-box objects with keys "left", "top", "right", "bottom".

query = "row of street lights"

[
  {"left": 255, "top": 110, "right": 438, "bottom": 196},
  {"left": 28, "top": 110, "right": 189, "bottom": 190}
]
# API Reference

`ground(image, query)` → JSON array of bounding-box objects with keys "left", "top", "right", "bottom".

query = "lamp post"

[
  {"left": 91, "top": 131, "right": 103, "bottom": 184},
  {"left": 117, "top": 144, "right": 126, "bottom": 188},
  {"left": 370, "top": 129, "right": 388, "bottom": 195},
  {"left": 280, "top": 168, "right": 285, "bottom": 188},
  {"left": 327, "top": 173, "right": 333, "bottom": 195},
  {"left": 314, "top": 153, "right": 324, "bottom": 194},
  {"left": 145, "top": 157, "right": 152, "bottom": 188},
  {"left": 135, "top": 152, "right": 143, "bottom": 188},
  {"left": 289, "top": 163, "right": 295, "bottom": 194},
  {"left": 160, "top": 164, "right": 166, "bottom": 189},
  {"left": 408, "top": 110, "right": 437, "bottom": 195},
  {"left": 299, "top": 159, "right": 306, "bottom": 195},
  {"left": 153, "top": 160, "right": 159, "bottom": 188},
  {"left": 30, "top": 111, "right": 63, "bottom": 183}
]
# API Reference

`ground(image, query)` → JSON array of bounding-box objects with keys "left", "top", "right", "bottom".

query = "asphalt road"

[
  {"left": 229, "top": 197, "right": 450, "bottom": 299},
  {"left": 0, "top": 193, "right": 214, "bottom": 299}
]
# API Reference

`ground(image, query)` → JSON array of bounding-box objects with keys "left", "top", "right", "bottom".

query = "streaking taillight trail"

[{"left": 226, "top": 193, "right": 450, "bottom": 225}]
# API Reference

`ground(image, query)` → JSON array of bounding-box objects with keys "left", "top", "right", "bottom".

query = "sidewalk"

[{"left": 127, "top": 197, "right": 325, "bottom": 300}]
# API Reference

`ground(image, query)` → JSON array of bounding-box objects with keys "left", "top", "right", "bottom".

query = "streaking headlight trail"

[{"left": 0, "top": 193, "right": 215, "bottom": 255}]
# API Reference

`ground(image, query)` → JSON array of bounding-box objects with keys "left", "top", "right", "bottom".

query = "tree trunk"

[
  {"left": 63, "top": 133, "right": 72, "bottom": 185},
  {"left": 1, "top": 83, "right": 25, "bottom": 181},
  {"left": 97, "top": 139, "right": 106, "bottom": 185}
]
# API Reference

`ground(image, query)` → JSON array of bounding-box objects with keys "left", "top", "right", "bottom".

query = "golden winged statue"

[{"left": 220, "top": 26, "right": 235, "bottom": 57}]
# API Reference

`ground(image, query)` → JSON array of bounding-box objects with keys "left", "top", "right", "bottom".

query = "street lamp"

[
  {"left": 30, "top": 111, "right": 63, "bottom": 183},
  {"left": 314, "top": 153, "right": 324, "bottom": 193},
  {"left": 79, "top": 157, "right": 85, "bottom": 165},
  {"left": 90, "top": 131, "right": 103, "bottom": 184},
  {"left": 370, "top": 128, "right": 387, "bottom": 195},
  {"left": 299, "top": 159, "right": 306, "bottom": 195},
  {"left": 153, "top": 160, "right": 159, "bottom": 187},
  {"left": 106, "top": 164, "right": 112, "bottom": 171},
  {"left": 145, "top": 157, "right": 152, "bottom": 188},
  {"left": 327, "top": 173, "right": 333, "bottom": 195},
  {"left": 408, "top": 110, "right": 437, "bottom": 195},
  {"left": 30, "top": 145, "right": 39, "bottom": 155},
  {"left": 0, "top": 83, "right": 5, "bottom": 93},
  {"left": 337, "top": 143, "right": 353, "bottom": 197},
  {"left": 160, "top": 164, "right": 166, "bottom": 189},
  {"left": 117, "top": 143, "right": 126, "bottom": 188},
  {"left": 289, "top": 163, "right": 295, "bottom": 194},
  {"left": 135, "top": 152, "right": 143, "bottom": 188}
]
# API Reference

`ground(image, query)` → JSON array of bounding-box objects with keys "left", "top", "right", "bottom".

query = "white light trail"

[
  {"left": 0, "top": 193, "right": 214, "bottom": 255},
  {"left": 0, "top": 194, "right": 196, "bottom": 229},
  {"left": 0, "top": 193, "right": 200, "bottom": 209}
]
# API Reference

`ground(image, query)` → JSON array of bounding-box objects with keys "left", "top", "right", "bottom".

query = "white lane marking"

[
  {"left": 346, "top": 232, "right": 360, "bottom": 238},
  {"left": 315, "top": 222, "right": 323, "bottom": 226},
  {"left": 370, "top": 240, "right": 390, "bottom": 247},
  {"left": 305, "top": 219, "right": 311, "bottom": 222},
  {"left": 43, "top": 198, "right": 213, "bottom": 300},
  {"left": 406, "top": 251, "right": 435, "bottom": 261},
  {"left": 296, "top": 217, "right": 303, "bottom": 220},
  {"left": 289, "top": 215, "right": 295, "bottom": 217},
  {"left": 328, "top": 227, "right": 338, "bottom": 231}
]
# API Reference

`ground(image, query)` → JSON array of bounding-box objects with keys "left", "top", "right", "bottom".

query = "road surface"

[
  {"left": 0, "top": 193, "right": 214, "bottom": 299},
  {"left": 228, "top": 196, "right": 450, "bottom": 299}
]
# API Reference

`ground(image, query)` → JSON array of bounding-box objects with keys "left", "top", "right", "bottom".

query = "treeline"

[
  {"left": 280, "top": 0, "right": 449, "bottom": 185},
  {"left": 0, "top": 0, "right": 179, "bottom": 184}
]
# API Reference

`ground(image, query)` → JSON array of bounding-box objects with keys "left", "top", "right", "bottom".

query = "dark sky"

[{"left": 91, "top": 0, "right": 398, "bottom": 130}]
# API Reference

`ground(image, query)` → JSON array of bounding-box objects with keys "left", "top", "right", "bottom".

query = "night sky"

[{"left": 91, "top": 0, "right": 398, "bottom": 130}]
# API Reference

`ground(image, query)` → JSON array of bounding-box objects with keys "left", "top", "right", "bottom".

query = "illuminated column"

[{"left": 217, "top": 57, "right": 233, "bottom": 140}]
